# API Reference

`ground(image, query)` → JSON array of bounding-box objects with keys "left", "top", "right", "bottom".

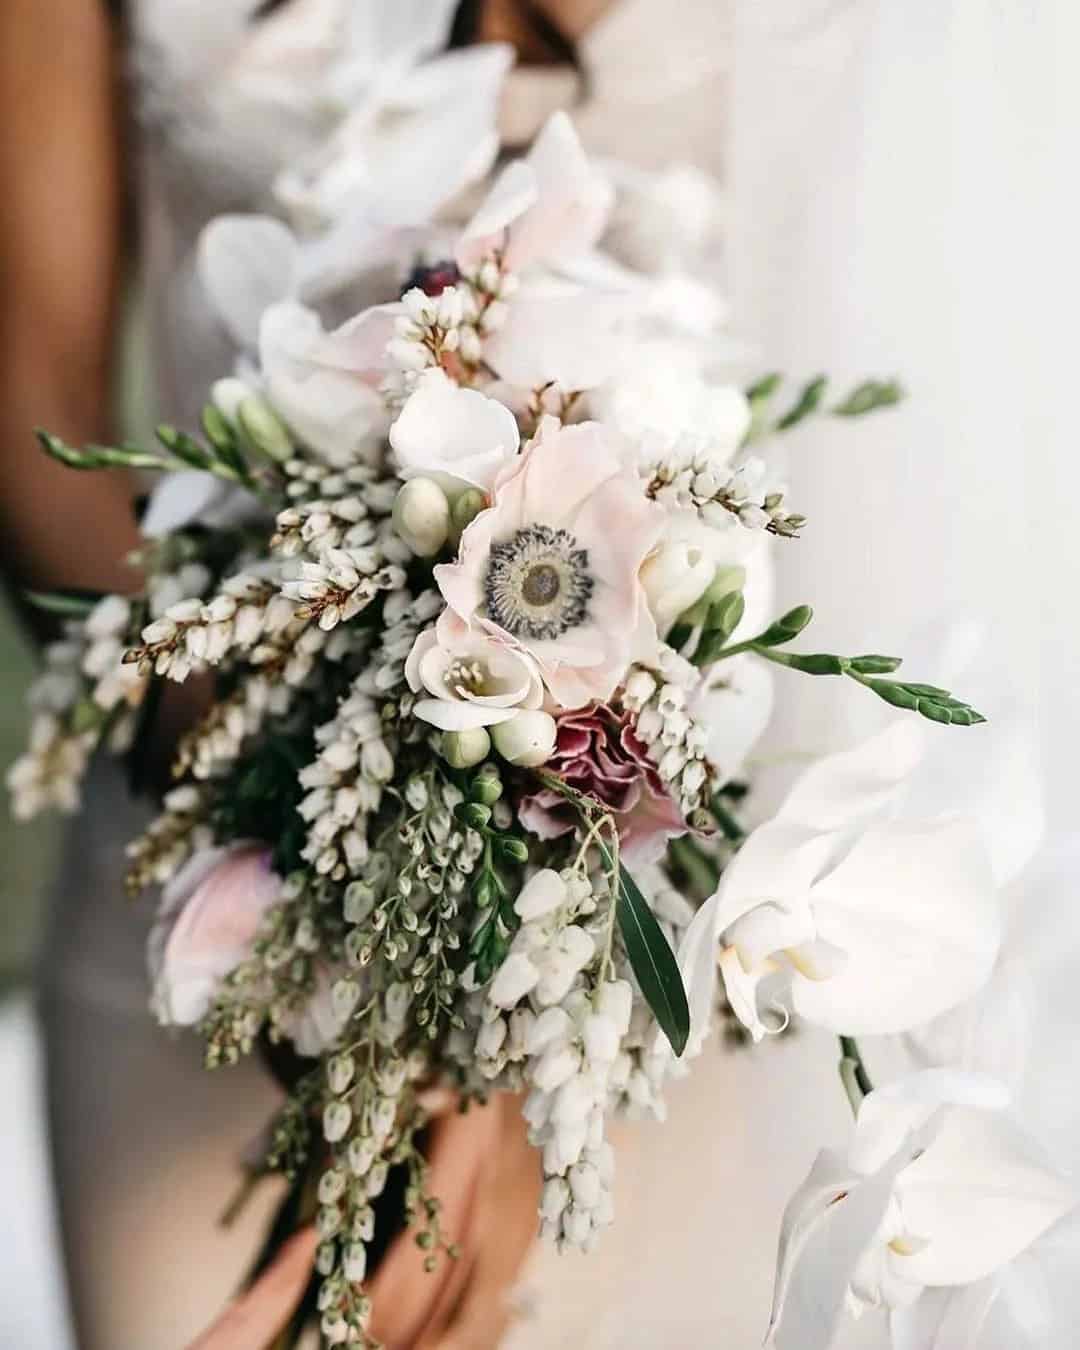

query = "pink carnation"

[{"left": 519, "top": 704, "right": 686, "bottom": 865}]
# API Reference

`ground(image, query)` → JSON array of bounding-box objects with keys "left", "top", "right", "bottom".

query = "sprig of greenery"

[
  {"left": 745, "top": 372, "right": 904, "bottom": 442},
  {"left": 461, "top": 771, "right": 530, "bottom": 986},
  {"left": 708, "top": 604, "right": 986, "bottom": 727}
]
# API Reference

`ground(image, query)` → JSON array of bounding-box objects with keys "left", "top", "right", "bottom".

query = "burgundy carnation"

[{"left": 519, "top": 704, "right": 686, "bottom": 865}]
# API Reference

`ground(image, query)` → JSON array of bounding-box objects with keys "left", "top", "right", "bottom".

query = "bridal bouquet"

[{"left": 11, "top": 98, "right": 1073, "bottom": 1350}]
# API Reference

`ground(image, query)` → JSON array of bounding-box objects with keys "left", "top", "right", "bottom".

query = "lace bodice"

[{"left": 126, "top": 0, "right": 734, "bottom": 425}]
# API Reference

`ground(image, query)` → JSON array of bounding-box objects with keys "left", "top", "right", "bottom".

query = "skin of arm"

[{"left": 0, "top": 0, "right": 142, "bottom": 603}]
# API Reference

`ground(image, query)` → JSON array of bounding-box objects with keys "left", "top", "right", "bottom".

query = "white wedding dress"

[{"left": 35, "top": 1, "right": 1077, "bottom": 1347}]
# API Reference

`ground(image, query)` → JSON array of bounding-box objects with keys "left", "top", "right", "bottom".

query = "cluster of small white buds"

[
  {"left": 623, "top": 664, "right": 713, "bottom": 825},
  {"left": 131, "top": 574, "right": 274, "bottom": 681},
  {"left": 282, "top": 458, "right": 382, "bottom": 504},
  {"left": 644, "top": 441, "right": 804, "bottom": 538},
  {"left": 124, "top": 783, "right": 214, "bottom": 892},
  {"left": 6, "top": 713, "right": 94, "bottom": 820},
  {"left": 477, "top": 869, "right": 632, "bottom": 1251},
  {"left": 298, "top": 680, "right": 395, "bottom": 879},
  {"left": 280, "top": 548, "right": 406, "bottom": 633},
  {"left": 273, "top": 494, "right": 383, "bottom": 560}
]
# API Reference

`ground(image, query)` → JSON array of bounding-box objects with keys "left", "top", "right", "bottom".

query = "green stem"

[{"left": 838, "top": 1035, "right": 874, "bottom": 1116}]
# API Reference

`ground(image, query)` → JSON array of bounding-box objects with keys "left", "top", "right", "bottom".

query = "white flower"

[
  {"left": 258, "top": 302, "right": 388, "bottom": 466},
  {"left": 677, "top": 723, "right": 1000, "bottom": 1052},
  {"left": 457, "top": 111, "right": 612, "bottom": 276},
  {"left": 434, "top": 416, "right": 664, "bottom": 708},
  {"left": 389, "top": 368, "right": 520, "bottom": 494},
  {"left": 639, "top": 529, "right": 717, "bottom": 637},
  {"left": 768, "top": 1071, "right": 1077, "bottom": 1350},
  {"left": 405, "top": 609, "right": 544, "bottom": 731}
]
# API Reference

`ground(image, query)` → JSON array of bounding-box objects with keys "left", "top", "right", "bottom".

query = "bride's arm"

[{"left": 0, "top": 0, "right": 141, "bottom": 603}]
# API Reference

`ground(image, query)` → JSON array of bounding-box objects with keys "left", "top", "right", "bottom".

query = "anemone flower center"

[{"left": 483, "top": 524, "right": 593, "bottom": 641}]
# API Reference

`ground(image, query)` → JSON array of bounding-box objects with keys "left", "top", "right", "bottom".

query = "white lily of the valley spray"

[
  {"left": 675, "top": 722, "right": 1000, "bottom": 1054},
  {"left": 766, "top": 1070, "right": 1078, "bottom": 1350}
]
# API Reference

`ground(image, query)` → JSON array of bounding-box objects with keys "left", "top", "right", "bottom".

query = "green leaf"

[
  {"left": 745, "top": 371, "right": 783, "bottom": 404},
  {"left": 599, "top": 841, "right": 689, "bottom": 1057},
  {"left": 776, "top": 375, "right": 828, "bottom": 431},
  {"left": 156, "top": 424, "right": 213, "bottom": 471},
  {"left": 831, "top": 379, "right": 904, "bottom": 417},
  {"left": 202, "top": 406, "right": 252, "bottom": 481},
  {"left": 24, "top": 588, "right": 104, "bottom": 618}
]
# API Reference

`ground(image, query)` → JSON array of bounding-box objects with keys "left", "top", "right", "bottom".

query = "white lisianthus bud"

[
  {"left": 639, "top": 540, "right": 716, "bottom": 636},
  {"left": 491, "top": 710, "right": 557, "bottom": 768},
  {"left": 442, "top": 727, "right": 491, "bottom": 769},
  {"left": 392, "top": 478, "right": 450, "bottom": 557},
  {"left": 211, "top": 377, "right": 254, "bottom": 423}
]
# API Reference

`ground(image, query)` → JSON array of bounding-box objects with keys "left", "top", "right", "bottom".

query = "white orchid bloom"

[
  {"left": 457, "top": 110, "right": 613, "bottom": 276},
  {"left": 258, "top": 301, "right": 387, "bottom": 465},
  {"left": 768, "top": 1071, "right": 1077, "bottom": 1350},
  {"left": 197, "top": 0, "right": 512, "bottom": 344},
  {"left": 389, "top": 368, "right": 520, "bottom": 494},
  {"left": 677, "top": 723, "right": 1000, "bottom": 1053}
]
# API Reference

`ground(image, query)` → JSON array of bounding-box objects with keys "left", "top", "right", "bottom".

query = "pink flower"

[
  {"left": 519, "top": 704, "right": 686, "bottom": 865},
  {"left": 434, "top": 416, "right": 664, "bottom": 709},
  {"left": 149, "top": 844, "right": 280, "bottom": 1027}
]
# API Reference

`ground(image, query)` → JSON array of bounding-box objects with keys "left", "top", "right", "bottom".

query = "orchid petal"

[
  {"left": 793, "top": 819, "right": 1000, "bottom": 1035},
  {"left": 198, "top": 215, "right": 299, "bottom": 350},
  {"left": 895, "top": 1109, "right": 1077, "bottom": 1287}
]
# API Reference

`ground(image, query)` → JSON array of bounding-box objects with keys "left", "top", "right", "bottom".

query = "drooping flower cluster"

[{"left": 9, "top": 81, "right": 1033, "bottom": 1350}]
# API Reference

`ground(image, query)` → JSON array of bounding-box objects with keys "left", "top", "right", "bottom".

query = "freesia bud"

[
  {"left": 442, "top": 727, "right": 491, "bottom": 769},
  {"left": 392, "top": 478, "right": 450, "bottom": 557},
  {"left": 640, "top": 540, "right": 716, "bottom": 636},
  {"left": 450, "top": 487, "right": 487, "bottom": 535},
  {"left": 680, "top": 565, "right": 747, "bottom": 627},
  {"left": 238, "top": 396, "right": 293, "bottom": 462},
  {"left": 211, "top": 377, "right": 254, "bottom": 423},
  {"left": 491, "top": 710, "right": 557, "bottom": 767}
]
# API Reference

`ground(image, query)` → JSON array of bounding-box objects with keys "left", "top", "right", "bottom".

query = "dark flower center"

[{"left": 484, "top": 525, "right": 593, "bottom": 641}]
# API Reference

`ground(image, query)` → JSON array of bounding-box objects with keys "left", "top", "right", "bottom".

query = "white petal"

[
  {"left": 484, "top": 290, "right": 632, "bottom": 392},
  {"left": 895, "top": 1109, "right": 1077, "bottom": 1287},
  {"left": 457, "top": 159, "right": 539, "bottom": 270},
  {"left": 777, "top": 720, "right": 928, "bottom": 834},
  {"left": 390, "top": 369, "right": 519, "bottom": 492},
  {"left": 767, "top": 1148, "right": 902, "bottom": 1350},
  {"left": 198, "top": 215, "right": 299, "bottom": 349},
  {"left": 140, "top": 472, "right": 231, "bottom": 538},
  {"left": 793, "top": 819, "right": 1000, "bottom": 1035}
]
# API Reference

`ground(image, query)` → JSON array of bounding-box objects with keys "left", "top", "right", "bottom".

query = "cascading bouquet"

[{"left": 13, "top": 100, "right": 1070, "bottom": 1350}]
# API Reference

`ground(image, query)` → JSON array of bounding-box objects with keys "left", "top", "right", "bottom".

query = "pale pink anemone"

[
  {"left": 149, "top": 844, "right": 279, "bottom": 1028},
  {"left": 519, "top": 705, "right": 685, "bottom": 865},
  {"left": 405, "top": 607, "right": 545, "bottom": 730},
  {"left": 433, "top": 415, "right": 664, "bottom": 709}
]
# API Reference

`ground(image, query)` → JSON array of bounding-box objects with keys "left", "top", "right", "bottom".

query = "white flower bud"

[
  {"left": 514, "top": 869, "right": 567, "bottom": 921},
  {"left": 525, "top": 1006, "right": 574, "bottom": 1056},
  {"left": 323, "top": 1101, "right": 352, "bottom": 1143},
  {"left": 211, "top": 377, "right": 253, "bottom": 423},
  {"left": 582, "top": 1012, "right": 620, "bottom": 1065},
  {"left": 531, "top": 1043, "right": 582, "bottom": 1093},
  {"left": 477, "top": 1015, "right": 508, "bottom": 1060},
  {"left": 640, "top": 540, "right": 715, "bottom": 637},
  {"left": 343, "top": 1242, "right": 368, "bottom": 1285},
  {"left": 491, "top": 710, "right": 557, "bottom": 768},
  {"left": 442, "top": 727, "right": 491, "bottom": 769},
  {"left": 392, "top": 478, "right": 450, "bottom": 557},
  {"left": 569, "top": 1162, "right": 602, "bottom": 1209},
  {"left": 489, "top": 952, "right": 541, "bottom": 1009}
]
